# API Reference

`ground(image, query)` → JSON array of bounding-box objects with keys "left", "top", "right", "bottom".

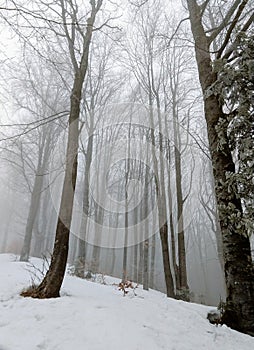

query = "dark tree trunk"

[
  {"left": 122, "top": 193, "right": 129, "bottom": 281},
  {"left": 133, "top": 205, "right": 139, "bottom": 282},
  {"left": 143, "top": 239, "right": 149, "bottom": 290},
  {"left": 187, "top": 0, "right": 254, "bottom": 335},
  {"left": 174, "top": 142, "right": 189, "bottom": 298},
  {"left": 24, "top": 87, "right": 80, "bottom": 298},
  {"left": 23, "top": 2, "right": 102, "bottom": 298},
  {"left": 143, "top": 152, "right": 150, "bottom": 291},
  {"left": 138, "top": 242, "right": 144, "bottom": 284},
  {"left": 149, "top": 234, "right": 156, "bottom": 289},
  {"left": 159, "top": 221, "right": 175, "bottom": 298},
  {"left": 168, "top": 178, "right": 180, "bottom": 291},
  {"left": 148, "top": 97, "right": 175, "bottom": 298}
]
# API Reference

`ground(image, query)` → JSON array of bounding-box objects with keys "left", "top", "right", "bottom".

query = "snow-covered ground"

[{"left": 0, "top": 254, "right": 253, "bottom": 350}]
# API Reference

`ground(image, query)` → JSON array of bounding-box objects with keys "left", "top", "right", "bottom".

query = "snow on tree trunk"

[{"left": 187, "top": 0, "right": 254, "bottom": 335}]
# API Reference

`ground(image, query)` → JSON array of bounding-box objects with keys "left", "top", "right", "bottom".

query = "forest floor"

[{"left": 0, "top": 254, "right": 253, "bottom": 350}]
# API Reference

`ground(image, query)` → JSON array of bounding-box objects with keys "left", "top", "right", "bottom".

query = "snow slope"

[{"left": 0, "top": 254, "right": 253, "bottom": 350}]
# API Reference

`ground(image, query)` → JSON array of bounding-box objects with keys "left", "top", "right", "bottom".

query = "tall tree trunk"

[
  {"left": 132, "top": 204, "right": 139, "bottom": 283},
  {"left": 142, "top": 142, "right": 151, "bottom": 290},
  {"left": 168, "top": 172, "right": 180, "bottom": 291},
  {"left": 20, "top": 147, "right": 44, "bottom": 262},
  {"left": 138, "top": 241, "right": 144, "bottom": 284},
  {"left": 20, "top": 122, "right": 53, "bottom": 262},
  {"left": 122, "top": 126, "right": 132, "bottom": 281},
  {"left": 24, "top": 2, "right": 102, "bottom": 298},
  {"left": 122, "top": 175, "right": 129, "bottom": 281},
  {"left": 33, "top": 172, "right": 52, "bottom": 258},
  {"left": 75, "top": 131, "right": 94, "bottom": 277},
  {"left": 91, "top": 205, "right": 103, "bottom": 273},
  {"left": 149, "top": 234, "right": 156, "bottom": 289},
  {"left": 26, "top": 89, "right": 80, "bottom": 298},
  {"left": 142, "top": 163, "right": 150, "bottom": 290},
  {"left": 109, "top": 211, "right": 118, "bottom": 276},
  {"left": 143, "top": 239, "right": 149, "bottom": 290},
  {"left": 187, "top": 0, "right": 254, "bottom": 335},
  {"left": 173, "top": 116, "right": 189, "bottom": 300},
  {"left": 148, "top": 94, "right": 175, "bottom": 298}
]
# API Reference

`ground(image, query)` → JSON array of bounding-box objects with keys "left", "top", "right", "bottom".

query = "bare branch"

[
  {"left": 207, "top": 0, "right": 242, "bottom": 44},
  {"left": 0, "top": 111, "right": 68, "bottom": 143},
  {"left": 0, "top": 6, "right": 76, "bottom": 26},
  {"left": 0, "top": 110, "right": 69, "bottom": 128},
  {"left": 217, "top": 0, "right": 250, "bottom": 58},
  {"left": 60, "top": 0, "right": 78, "bottom": 72},
  {"left": 166, "top": 17, "right": 190, "bottom": 48},
  {"left": 93, "top": 15, "right": 122, "bottom": 32},
  {"left": 222, "top": 11, "right": 254, "bottom": 59},
  {"left": 199, "top": 0, "right": 210, "bottom": 16}
]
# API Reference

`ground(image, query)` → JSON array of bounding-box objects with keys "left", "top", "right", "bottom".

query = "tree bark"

[
  {"left": 187, "top": 0, "right": 254, "bottom": 335},
  {"left": 167, "top": 169, "right": 180, "bottom": 291},
  {"left": 24, "top": 1, "right": 102, "bottom": 298},
  {"left": 149, "top": 234, "right": 156, "bottom": 289},
  {"left": 159, "top": 221, "right": 175, "bottom": 297},
  {"left": 148, "top": 95, "right": 175, "bottom": 298},
  {"left": 138, "top": 241, "right": 144, "bottom": 284},
  {"left": 173, "top": 113, "right": 189, "bottom": 299}
]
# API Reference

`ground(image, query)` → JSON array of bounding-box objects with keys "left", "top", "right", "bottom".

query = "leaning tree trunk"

[
  {"left": 25, "top": 81, "right": 80, "bottom": 298},
  {"left": 187, "top": 0, "right": 254, "bottom": 335},
  {"left": 23, "top": 2, "right": 102, "bottom": 298}
]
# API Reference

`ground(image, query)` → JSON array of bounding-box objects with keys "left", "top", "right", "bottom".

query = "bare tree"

[{"left": 19, "top": 0, "right": 104, "bottom": 298}]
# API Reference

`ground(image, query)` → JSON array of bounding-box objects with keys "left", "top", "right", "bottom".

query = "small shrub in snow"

[
  {"left": 118, "top": 280, "right": 138, "bottom": 296},
  {"left": 21, "top": 255, "right": 50, "bottom": 298}
]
